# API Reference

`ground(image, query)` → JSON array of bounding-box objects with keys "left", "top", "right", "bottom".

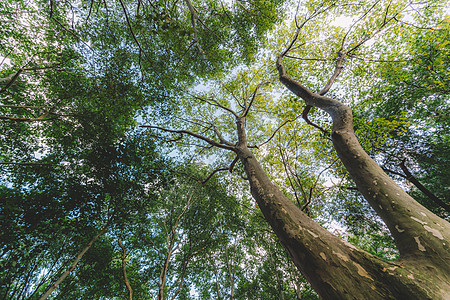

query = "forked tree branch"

[
  {"left": 140, "top": 125, "right": 236, "bottom": 150},
  {"left": 241, "top": 81, "right": 270, "bottom": 118},
  {"left": 199, "top": 155, "right": 239, "bottom": 184},
  {"left": 188, "top": 92, "right": 239, "bottom": 118},
  {"left": 251, "top": 115, "right": 301, "bottom": 148},
  {"left": 184, "top": 0, "right": 206, "bottom": 57}
]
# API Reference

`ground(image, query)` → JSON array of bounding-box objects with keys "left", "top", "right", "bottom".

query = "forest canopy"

[{"left": 0, "top": 0, "right": 449, "bottom": 299}]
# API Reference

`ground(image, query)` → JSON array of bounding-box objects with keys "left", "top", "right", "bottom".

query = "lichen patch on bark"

[
  {"left": 423, "top": 225, "right": 444, "bottom": 240},
  {"left": 411, "top": 216, "right": 427, "bottom": 225},
  {"left": 307, "top": 229, "right": 319, "bottom": 238},
  {"left": 414, "top": 237, "right": 426, "bottom": 251},
  {"left": 395, "top": 225, "right": 405, "bottom": 233},
  {"left": 353, "top": 262, "right": 373, "bottom": 281}
]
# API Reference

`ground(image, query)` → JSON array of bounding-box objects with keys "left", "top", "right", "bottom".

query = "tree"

[
  {"left": 2, "top": 0, "right": 450, "bottom": 298},
  {"left": 141, "top": 1, "right": 449, "bottom": 297}
]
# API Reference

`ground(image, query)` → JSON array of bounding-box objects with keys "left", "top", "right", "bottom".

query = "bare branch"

[
  {"left": 241, "top": 81, "right": 270, "bottom": 118},
  {"left": 318, "top": 51, "right": 346, "bottom": 96},
  {"left": 199, "top": 155, "right": 239, "bottom": 184},
  {"left": 301, "top": 105, "right": 328, "bottom": 134},
  {"left": 118, "top": 0, "right": 145, "bottom": 66},
  {"left": 184, "top": 0, "right": 206, "bottom": 58},
  {"left": 201, "top": 168, "right": 229, "bottom": 184},
  {"left": 282, "top": 3, "right": 336, "bottom": 58},
  {"left": 279, "top": 147, "right": 303, "bottom": 209},
  {"left": 229, "top": 155, "right": 239, "bottom": 173},
  {"left": 140, "top": 125, "right": 236, "bottom": 150},
  {"left": 85, "top": 0, "right": 95, "bottom": 23},
  {"left": 252, "top": 115, "right": 301, "bottom": 148},
  {"left": 0, "top": 162, "right": 56, "bottom": 166},
  {"left": 187, "top": 91, "right": 239, "bottom": 118},
  {"left": 338, "top": 0, "right": 381, "bottom": 52},
  {"left": 0, "top": 69, "right": 23, "bottom": 93},
  {"left": 0, "top": 115, "right": 57, "bottom": 122}
]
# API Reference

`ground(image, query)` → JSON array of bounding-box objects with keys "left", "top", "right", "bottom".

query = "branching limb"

[
  {"left": 301, "top": 105, "right": 328, "bottom": 134},
  {"left": 284, "top": 3, "right": 336, "bottom": 58},
  {"left": 140, "top": 125, "right": 236, "bottom": 150},
  {"left": 318, "top": 51, "right": 346, "bottom": 96},
  {"left": 398, "top": 160, "right": 449, "bottom": 212},
  {"left": 184, "top": 0, "right": 206, "bottom": 58},
  {"left": 241, "top": 81, "right": 270, "bottom": 118},
  {"left": 200, "top": 168, "right": 229, "bottom": 184},
  {"left": 338, "top": 0, "right": 381, "bottom": 53},
  {"left": 252, "top": 115, "right": 301, "bottom": 148},
  {"left": 39, "top": 217, "right": 112, "bottom": 300},
  {"left": 187, "top": 92, "right": 239, "bottom": 118},
  {"left": 211, "top": 123, "right": 234, "bottom": 146},
  {"left": 200, "top": 155, "right": 239, "bottom": 184}
]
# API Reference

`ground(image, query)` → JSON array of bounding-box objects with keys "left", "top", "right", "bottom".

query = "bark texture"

[{"left": 273, "top": 57, "right": 450, "bottom": 299}]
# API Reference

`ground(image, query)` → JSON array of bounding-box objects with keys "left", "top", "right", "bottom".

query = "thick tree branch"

[
  {"left": 211, "top": 123, "right": 234, "bottom": 146},
  {"left": 0, "top": 69, "right": 23, "bottom": 93}
]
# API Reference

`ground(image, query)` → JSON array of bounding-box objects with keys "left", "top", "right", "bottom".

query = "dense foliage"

[{"left": 1, "top": 0, "right": 448, "bottom": 298}]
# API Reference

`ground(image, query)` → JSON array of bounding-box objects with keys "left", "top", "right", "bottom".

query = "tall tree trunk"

[
  {"left": 260, "top": 58, "right": 450, "bottom": 299},
  {"left": 143, "top": 63, "right": 450, "bottom": 298}
]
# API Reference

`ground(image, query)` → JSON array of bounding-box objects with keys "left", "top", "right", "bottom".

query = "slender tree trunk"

[
  {"left": 39, "top": 220, "right": 111, "bottom": 300},
  {"left": 118, "top": 236, "right": 133, "bottom": 300},
  {"left": 158, "top": 246, "right": 173, "bottom": 300}
]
